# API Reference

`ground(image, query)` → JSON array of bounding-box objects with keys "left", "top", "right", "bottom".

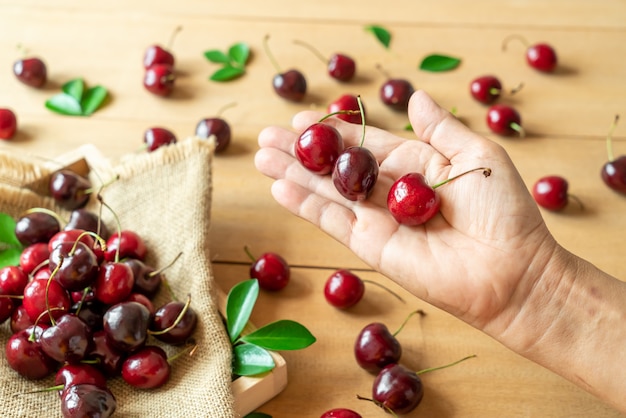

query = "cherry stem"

[
  {"left": 149, "top": 294, "right": 192, "bottom": 336},
  {"left": 568, "top": 193, "right": 585, "bottom": 211},
  {"left": 98, "top": 195, "right": 122, "bottom": 263},
  {"left": 0, "top": 294, "right": 23, "bottom": 300},
  {"left": 216, "top": 102, "right": 237, "bottom": 118},
  {"left": 357, "top": 95, "right": 366, "bottom": 147},
  {"left": 361, "top": 279, "right": 405, "bottom": 304},
  {"left": 263, "top": 34, "right": 282, "bottom": 74},
  {"left": 71, "top": 230, "right": 107, "bottom": 256},
  {"left": 18, "top": 384, "right": 65, "bottom": 395},
  {"left": 167, "top": 26, "right": 183, "bottom": 50},
  {"left": 355, "top": 394, "right": 399, "bottom": 417},
  {"left": 73, "top": 287, "right": 91, "bottom": 316},
  {"left": 375, "top": 63, "right": 391, "bottom": 79},
  {"left": 318, "top": 110, "right": 360, "bottom": 123},
  {"left": 392, "top": 309, "right": 426, "bottom": 337},
  {"left": 23, "top": 207, "right": 66, "bottom": 227},
  {"left": 150, "top": 252, "right": 183, "bottom": 278},
  {"left": 167, "top": 340, "right": 198, "bottom": 365},
  {"left": 501, "top": 34, "right": 529, "bottom": 52},
  {"left": 510, "top": 122, "right": 525, "bottom": 138},
  {"left": 84, "top": 174, "right": 120, "bottom": 196},
  {"left": 415, "top": 354, "right": 476, "bottom": 375},
  {"left": 510, "top": 82, "right": 524, "bottom": 95},
  {"left": 243, "top": 245, "right": 256, "bottom": 262},
  {"left": 293, "top": 39, "right": 327, "bottom": 64},
  {"left": 29, "top": 307, "right": 65, "bottom": 342},
  {"left": 606, "top": 114, "right": 620, "bottom": 162},
  {"left": 432, "top": 167, "right": 492, "bottom": 189}
]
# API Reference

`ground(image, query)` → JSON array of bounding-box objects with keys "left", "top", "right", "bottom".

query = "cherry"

[
  {"left": 71, "top": 299, "right": 105, "bottom": 332},
  {"left": 387, "top": 168, "right": 491, "bottom": 226},
  {"left": 371, "top": 363, "right": 424, "bottom": 414},
  {"left": 470, "top": 75, "right": 502, "bottom": 104},
  {"left": 103, "top": 301, "right": 151, "bottom": 352},
  {"left": 486, "top": 104, "right": 524, "bottom": 137},
  {"left": 0, "top": 294, "right": 16, "bottom": 324},
  {"left": 143, "top": 63, "right": 175, "bottom": 97},
  {"left": 144, "top": 126, "right": 177, "bottom": 152},
  {"left": 19, "top": 242, "right": 51, "bottom": 275},
  {"left": 143, "top": 26, "right": 181, "bottom": 69},
  {"left": 151, "top": 300, "right": 197, "bottom": 345},
  {"left": 55, "top": 364, "right": 108, "bottom": 395},
  {"left": 327, "top": 94, "right": 364, "bottom": 125},
  {"left": 246, "top": 247, "right": 290, "bottom": 291},
  {"left": 40, "top": 313, "right": 92, "bottom": 363},
  {"left": 105, "top": 230, "right": 147, "bottom": 262},
  {"left": 61, "top": 384, "right": 117, "bottom": 418},
  {"left": 321, "top": 409, "right": 362, "bottom": 418},
  {"left": 11, "top": 304, "right": 34, "bottom": 333},
  {"left": 49, "top": 241, "right": 99, "bottom": 291},
  {"left": 121, "top": 345, "right": 171, "bottom": 389},
  {"left": 532, "top": 175, "right": 579, "bottom": 211},
  {"left": 22, "top": 277, "right": 71, "bottom": 324},
  {"left": 14, "top": 209, "right": 61, "bottom": 246},
  {"left": 122, "top": 258, "right": 162, "bottom": 297},
  {"left": 5, "top": 325, "right": 57, "bottom": 380},
  {"left": 13, "top": 57, "right": 47, "bottom": 88},
  {"left": 295, "top": 122, "right": 344, "bottom": 175},
  {"left": 88, "top": 330, "right": 125, "bottom": 377},
  {"left": 293, "top": 39, "right": 356, "bottom": 82},
  {"left": 66, "top": 208, "right": 110, "bottom": 240},
  {"left": 502, "top": 35, "right": 558, "bottom": 73},
  {"left": 94, "top": 261, "right": 135, "bottom": 305},
  {"left": 48, "top": 228, "right": 95, "bottom": 255},
  {"left": 264, "top": 35, "right": 307, "bottom": 102},
  {"left": 0, "top": 265, "right": 29, "bottom": 295},
  {"left": 601, "top": 115, "right": 626, "bottom": 194},
  {"left": 354, "top": 323, "right": 402, "bottom": 374},
  {"left": 195, "top": 117, "right": 232, "bottom": 153},
  {"left": 126, "top": 293, "right": 155, "bottom": 316},
  {"left": 0, "top": 108, "right": 17, "bottom": 140},
  {"left": 49, "top": 169, "right": 92, "bottom": 210},
  {"left": 332, "top": 146, "right": 379, "bottom": 201},
  {"left": 380, "top": 78, "right": 415, "bottom": 112},
  {"left": 323, "top": 270, "right": 364, "bottom": 309}
]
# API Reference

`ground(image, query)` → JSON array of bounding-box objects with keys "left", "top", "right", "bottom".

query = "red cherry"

[
  {"left": 0, "top": 108, "right": 17, "bottom": 140},
  {"left": 5, "top": 325, "right": 57, "bottom": 380},
  {"left": 144, "top": 127, "right": 177, "bottom": 152},
  {"left": 273, "top": 69, "right": 307, "bottom": 102},
  {"left": 332, "top": 146, "right": 379, "bottom": 202},
  {"left": 143, "top": 45, "right": 174, "bottom": 69},
  {"left": 11, "top": 304, "right": 34, "bottom": 333},
  {"left": 600, "top": 116, "right": 626, "bottom": 194},
  {"left": 470, "top": 75, "right": 502, "bottom": 104},
  {"left": 323, "top": 269, "right": 365, "bottom": 309},
  {"left": 387, "top": 173, "right": 440, "bottom": 226},
  {"left": 247, "top": 248, "right": 290, "bottom": 291},
  {"left": 22, "top": 277, "right": 71, "bottom": 324},
  {"left": 0, "top": 294, "right": 16, "bottom": 324},
  {"left": 321, "top": 408, "right": 362, "bottom": 418},
  {"left": 61, "top": 384, "right": 117, "bottom": 418},
  {"left": 105, "top": 230, "right": 147, "bottom": 262},
  {"left": 295, "top": 122, "right": 344, "bottom": 175},
  {"left": 48, "top": 229, "right": 95, "bottom": 254},
  {"left": 532, "top": 175, "right": 570, "bottom": 211},
  {"left": 354, "top": 323, "right": 402, "bottom": 373},
  {"left": 380, "top": 79, "right": 414, "bottom": 112},
  {"left": 327, "top": 94, "right": 364, "bottom": 124},
  {"left": 486, "top": 104, "right": 524, "bottom": 137},
  {"left": 121, "top": 346, "right": 171, "bottom": 389},
  {"left": 195, "top": 117, "right": 232, "bottom": 153},
  {"left": 0, "top": 265, "right": 29, "bottom": 295},
  {"left": 13, "top": 57, "right": 47, "bottom": 88},
  {"left": 94, "top": 262, "right": 134, "bottom": 305},
  {"left": 372, "top": 363, "right": 424, "bottom": 414},
  {"left": 55, "top": 364, "right": 108, "bottom": 395},
  {"left": 143, "top": 64, "right": 175, "bottom": 97},
  {"left": 19, "top": 242, "right": 50, "bottom": 275},
  {"left": 327, "top": 53, "right": 356, "bottom": 82},
  {"left": 526, "top": 43, "right": 558, "bottom": 73}
]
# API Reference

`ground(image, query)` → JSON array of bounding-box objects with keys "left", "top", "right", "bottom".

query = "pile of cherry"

[{"left": 0, "top": 171, "right": 197, "bottom": 418}]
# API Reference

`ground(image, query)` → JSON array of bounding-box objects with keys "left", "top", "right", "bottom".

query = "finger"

[
  {"left": 408, "top": 90, "right": 490, "bottom": 163},
  {"left": 257, "top": 125, "right": 297, "bottom": 155}
]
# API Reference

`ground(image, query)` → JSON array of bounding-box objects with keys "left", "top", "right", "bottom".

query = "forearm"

[{"left": 497, "top": 245, "right": 626, "bottom": 413}]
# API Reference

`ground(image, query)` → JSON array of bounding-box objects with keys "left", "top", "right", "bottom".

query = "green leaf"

[
  {"left": 404, "top": 123, "right": 413, "bottom": 131},
  {"left": 81, "top": 86, "right": 108, "bottom": 116},
  {"left": 232, "top": 343, "right": 275, "bottom": 376},
  {"left": 228, "top": 42, "right": 250, "bottom": 67},
  {"left": 0, "top": 247, "right": 21, "bottom": 267},
  {"left": 244, "top": 413, "right": 272, "bottom": 418},
  {"left": 204, "top": 50, "right": 231, "bottom": 64},
  {"left": 226, "top": 279, "right": 259, "bottom": 342},
  {"left": 240, "top": 319, "right": 316, "bottom": 351},
  {"left": 62, "top": 78, "right": 85, "bottom": 102},
  {"left": 365, "top": 25, "right": 391, "bottom": 49},
  {"left": 210, "top": 65, "right": 246, "bottom": 82},
  {"left": 0, "top": 213, "right": 21, "bottom": 247},
  {"left": 45, "top": 93, "right": 83, "bottom": 116},
  {"left": 419, "top": 54, "right": 462, "bottom": 72}
]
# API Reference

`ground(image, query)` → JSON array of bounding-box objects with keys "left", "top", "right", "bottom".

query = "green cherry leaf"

[
  {"left": 232, "top": 343, "right": 275, "bottom": 376},
  {"left": 62, "top": 78, "right": 85, "bottom": 102},
  {"left": 404, "top": 123, "right": 413, "bottom": 131},
  {"left": 239, "top": 319, "right": 316, "bottom": 351},
  {"left": 204, "top": 50, "right": 231, "bottom": 64},
  {"left": 45, "top": 93, "right": 83, "bottom": 116},
  {"left": 210, "top": 65, "right": 245, "bottom": 82},
  {"left": 365, "top": 24, "right": 391, "bottom": 49},
  {"left": 244, "top": 413, "right": 272, "bottom": 418},
  {"left": 0, "top": 213, "right": 21, "bottom": 247},
  {"left": 226, "top": 279, "right": 259, "bottom": 342},
  {"left": 419, "top": 54, "right": 462, "bottom": 72},
  {"left": 228, "top": 42, "right": 250, "bottom": 67},
  {"left": 81, "top": 85, "right": 108, "bottom": 116},
  {"left": 0, "top": 247, "right": 21, "bottom": 268}
]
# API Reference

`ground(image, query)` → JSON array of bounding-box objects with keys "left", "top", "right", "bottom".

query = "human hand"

[{"left": 255, "top": 90, "right": 560, "bottom": 338}]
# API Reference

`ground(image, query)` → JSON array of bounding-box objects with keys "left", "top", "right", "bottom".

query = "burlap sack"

[{"left": 0, "top": 137, "right": 236, "bottom": 417}]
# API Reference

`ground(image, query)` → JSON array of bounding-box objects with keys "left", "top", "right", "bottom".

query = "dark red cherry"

[
  {"left": 49, "top": 241, "right": 99, "bottom": 291},
  {"left": 144, "top": 45, "right": 174, "bottom": 69},
  {"left": 327, "top": 53, "right": 356, "bottom": 82},
  {"left": 65, "top": 208, "right": 110, "bottom": 240},
  {"left": 11, "top": 305, "right": 34, "bottom": 333},
  {"left": 0, "top": 108, "right": 17, "bottom": 140},
  {"left": 143, "top": 64, "right": 175, "bottom": 96},
  {"left": 387, "top": 172, "right": 441, "bottom": 226},
  {"left": 532, "top": 175, "right": 570, "bottom": 211},
  {"left": 121, "top": 345, "right": 171, "bottom": 389},
  {"left": 323, "top": 269, "right": 365, "bottom": 309},
  {"left": 144, "top": 127, "right": 177, "bottom": 152},
  {"left": 49, "top": 170, "right": 92, "bottom": 210},
  {"left": 380, "top": 79, "right": 414, "bottom": 111},
  {"left": 321, "top": 408, "right": 362, "bottom": 418},
  {"left": 13, "top": 57, "right": 47, "bottom": 88},
  {"left": 14, "top": 210, "right": 61, "bottom": 246},
  {"left": 5, "top": 325, "right": 57, "bottom": 380},
  {"left": 195, "top": 117, "right": 231, "bottom": 153},
  {"left": 327, "top": 94, "right": 364, "bottom": 124},
  {"left": 295, "top": 123, "right": 344, "bottom": 175},
  {"left": 273, "top": 69, "right": 307, "bottom": 102},
  {"left": 122, "top": 258, "right": 162, "bottom": 298},
  {"left": 526, "top": 43, "right": 558, "bottom": 72},
  {"left": 0, "top": 294, "right": 16, "bottom": 324},
  {"left": 88, "top": 330, "right": 125, "bottom": 377},
  {"left": 332, "top": 146, "right": 379, "bottom": 201},
  {"left": 486, "top": 104, "right": 524, "bottom": 137},
  {"left": 61, "top": 384, "right": 117, "bottom": 418},
  {"left": 354, "top": 323, "right": 402, "bottom": 373},
  {"left": 55, "top": 364, "right": 108, "bottom": 395},
  {"left": 602, "top": 156, "right": 626, "bottom": 194},
  {"left": 372, "top": 363, "right": 424, "bottom": 414},
  {"left": 103, "top": 301, "right": 151, "bottom": 352},
  {"left": 470, "top": 75, "right": 502, "bottom": 104},
  {"left": 151, "top": 300, "right": 197, "bottom": 345},
  {"left": 249, "top": 250, "right": 290, "bottom": 291},
  {"left": 40, "top": 314, "right": 92, "bottom": 363}
]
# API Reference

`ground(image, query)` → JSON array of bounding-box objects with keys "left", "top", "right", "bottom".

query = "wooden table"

[{"left": 2, "top": 1, "right": 625, "bottom": 416}]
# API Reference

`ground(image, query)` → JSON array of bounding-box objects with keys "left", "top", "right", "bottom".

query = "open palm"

[{"left": 255, "top": 90, "right": 558, "bottom": 337}]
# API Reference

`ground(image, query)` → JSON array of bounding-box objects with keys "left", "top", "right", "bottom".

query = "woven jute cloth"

[{"left": 0, "top": 138, "right": 236, "bottom": 417}]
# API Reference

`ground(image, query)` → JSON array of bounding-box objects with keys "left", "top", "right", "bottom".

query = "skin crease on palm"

[{"left": 255, "top": 90, "right": 626, "bottom": 413}]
